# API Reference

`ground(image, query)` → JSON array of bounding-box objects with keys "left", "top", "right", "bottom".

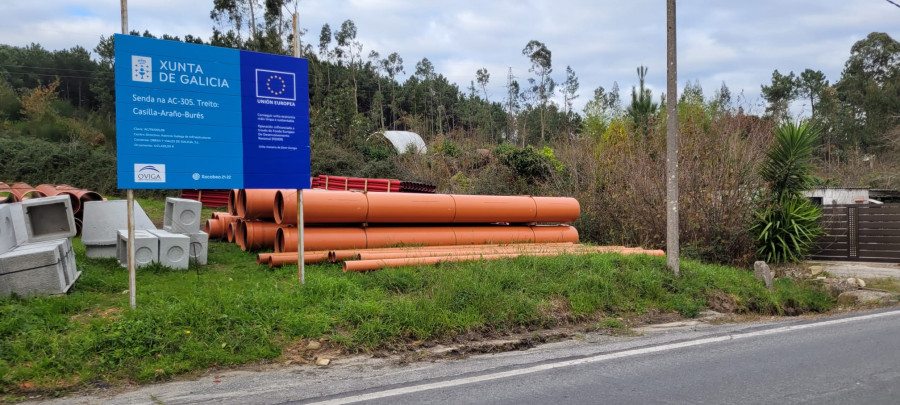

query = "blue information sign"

[{"left": 114, "top": 34, "right": 310, "bottom": 189}]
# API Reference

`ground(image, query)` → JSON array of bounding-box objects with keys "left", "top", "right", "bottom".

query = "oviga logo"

[{"left": 134, "top": 164, "right": 166, "bottom": 183}]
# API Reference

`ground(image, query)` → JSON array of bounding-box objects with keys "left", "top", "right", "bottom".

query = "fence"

[{"left": 811, "top": 204, "right": 900, "bottom": 263}]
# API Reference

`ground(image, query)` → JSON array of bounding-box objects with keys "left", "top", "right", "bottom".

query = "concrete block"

[
  {"left": 7, "top": 203, "right": 28, "bottom": 246},
  {"left": 85, "top": 244, "right": 118, "bottom": 259},
  {"left": 82, "top": 200, "right": 156, "bottom": 246},
  {"left": 116, "top": 230, "right": 158, "bottom": 268},
  {"left": 0, "top": 242, "right": 71, "bottom": 297},
  {"left": 20, "top": 195, "right": 76, "bottom": 242},
  {"left": 188, "top": 231, "right": 209, "bottom": 265},
  {"left": 163, "top": 197, "right": 202, "bottom": 234},
  {"left": 148, "top": 230, "right": 190, "bottom": 269},
  {"left": 17, "top": 239, "right": 77, "bottom": 287},
  {"left": 0, "top": 204, "right": 17, "bottom": 254},
  {"left": 0, "top": 262, "right": 69, "bottom": 297}
]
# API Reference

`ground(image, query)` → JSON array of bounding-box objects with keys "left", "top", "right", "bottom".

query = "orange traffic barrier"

[
  {"left": 275, "top": 190, "right": 369, "bottom": 225},
  {"left": 240, "top": 220, "right": 284, "bottom": 251},
  {"left": 10, "top": 182, "right": 45, "bottom": 201},
  {"left": 275, "top": 227, "right": 368, "bottom": 252}
]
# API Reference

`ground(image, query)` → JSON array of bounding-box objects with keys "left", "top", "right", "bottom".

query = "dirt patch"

[
  {"left": 69, "top": 308, "right": 123, "bottom": 323},
  {"left": 706, "top": 291, "right": 738, "bottom": 313}
]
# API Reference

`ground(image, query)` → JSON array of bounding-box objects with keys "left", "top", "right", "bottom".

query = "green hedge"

[{"left": 0, "top": 136, "right": 117, "bottom": 195}]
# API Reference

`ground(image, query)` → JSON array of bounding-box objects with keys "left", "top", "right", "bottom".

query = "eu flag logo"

[{"left": 256, "top": 69, "right": 296, "bottom": 101}]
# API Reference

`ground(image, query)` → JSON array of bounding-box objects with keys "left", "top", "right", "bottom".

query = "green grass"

[{"left": 0, "top": 221, "right": 835, "bottom": 396}]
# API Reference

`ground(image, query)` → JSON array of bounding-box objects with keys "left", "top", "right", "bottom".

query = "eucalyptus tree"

[
  {"left": 380, "top": 52, "right": 404, "bottom": 129},
  {"left": 522, "top": 40, "right": 553, "bottom": 141},
  {"left": 559, "top": 65, "right": 579, "bottom": 138}
]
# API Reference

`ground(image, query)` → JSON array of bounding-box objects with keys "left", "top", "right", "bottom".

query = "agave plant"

[{"left": 751, "top": 121, "right": 823, "bottom": 263}]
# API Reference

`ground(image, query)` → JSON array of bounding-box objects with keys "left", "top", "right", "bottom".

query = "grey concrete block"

[
  {"left": 0, "top": 241, "right": 72, "bottom": 297},
  {"left": 148, "top": 230, "right": 190, "bottom": 270},
  {"left": 163, "top": 197, "right": 202, "bottom": 234},
  {"left": 7, "top": 203, "right": 28, "bottom": 246},
  {"left": 0, "top": 242, "right": 62, "bottom": 275},
  {"left": 17, "top": 239, "right": 77, "bottom": 287},
  {"left": 188, "top": 231, "right": 209, "bottom": 265},
  {"left": 0, "top": 204, "right": 17, "bottom": 254},
  {"left": 82, "top": 200, "right": 156, "bottom": 246},
  {"left": 20, "top": 195, "right": 76, "bottom": 242},
  {"left": 0, "top": 262, "right": 68, "bottom": 297},
  {"left": 116, "top": 230, "right": 158, "bottom": 268},
  {"left": 85, "top": 244, "right": 117, "bottom": 259}
]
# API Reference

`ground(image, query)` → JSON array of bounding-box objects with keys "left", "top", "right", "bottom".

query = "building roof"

[{"left": 377, "top": 131, "right": 427, "bottom": 154}]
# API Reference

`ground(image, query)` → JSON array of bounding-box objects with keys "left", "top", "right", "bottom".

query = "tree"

[
  {"left": 626, "top": 66, "right": 657, "bottom": 131},
  {"left": 761, "top": 69, "right": 798, "bottom": 121},
  {"left": 522, "top": 40, "right": 553, "bottom": 142},
  {"left": 559, "top": 65, "right": 579, "bottom": 138},
  {"left": 380, "top": 52, "right": 404, "bottom": 129},
  {"left": 751, "top": 121, "right": 822, "bottom": 263},
  {"left": 335, "top": 20, "right": 362, "bottom": 115},
  {"left": 834, "top": 32, "right": 900, "bottom": 152},
  {"left": 476, "top": 67, "right": 492, "bottom": 142},
  {"left": 797, "top": 69, "right": 828, "bottom": 116}
]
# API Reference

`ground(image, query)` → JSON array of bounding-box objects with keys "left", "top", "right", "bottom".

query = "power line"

[{"left": 886, "top": 0, "right": 900, "bottom": 8}]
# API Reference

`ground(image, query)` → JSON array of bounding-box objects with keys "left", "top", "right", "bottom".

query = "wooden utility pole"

[
  {"left": 666, "top": 0, "right": 680, "bottom": 275},
  {"left": 121, "top": 0, "right": 138, "bottom": 307}
]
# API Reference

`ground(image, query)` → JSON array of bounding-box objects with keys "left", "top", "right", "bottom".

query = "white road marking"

[{"left": 309, "top": 309, "right": 900, "bottom": 405}]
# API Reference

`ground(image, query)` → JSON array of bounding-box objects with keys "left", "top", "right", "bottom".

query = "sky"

[{"left": 1, "top": 0, "right": 898, "bottom": 116}]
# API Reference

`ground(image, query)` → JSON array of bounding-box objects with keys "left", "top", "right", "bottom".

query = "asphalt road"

[{"left": 46, "top": 308, "right": 900, "bottom": 405}]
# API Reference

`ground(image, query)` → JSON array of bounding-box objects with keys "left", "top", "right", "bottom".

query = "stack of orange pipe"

[
  {"left": 204, "top": 188, "right": 589, "bottom": 267},
  {"left": 257, "top": 243, "right": 665, "bottom": 271}
]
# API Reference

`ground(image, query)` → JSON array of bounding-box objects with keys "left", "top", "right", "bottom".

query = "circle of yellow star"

[{"left": 266, "top": 75, "right": 286, "bottom": 95}]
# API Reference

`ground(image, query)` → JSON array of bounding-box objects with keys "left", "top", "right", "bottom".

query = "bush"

[
  {"left": 0, "top": 136, "right": 117, "bottom": 194},
  {"left": 751, "top": 121, "right": 823, "bottom": 263}
]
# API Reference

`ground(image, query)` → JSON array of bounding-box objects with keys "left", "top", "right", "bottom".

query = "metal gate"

[{"left": 811, "top": 204, "right": 900, "bottom": 263}]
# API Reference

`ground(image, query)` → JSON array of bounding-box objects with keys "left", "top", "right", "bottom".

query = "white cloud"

[{"left": 2, "top": 0, "right": 898, "bottom": 115}]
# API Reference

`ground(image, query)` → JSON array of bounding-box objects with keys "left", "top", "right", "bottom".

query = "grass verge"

[{"left": 0, "top": 204, "right": 835, "bottom": 398}]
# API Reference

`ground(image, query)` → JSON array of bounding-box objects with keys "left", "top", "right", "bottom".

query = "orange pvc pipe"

[
  {"left": 532, "top": 225, "right": 579, "bottom": 243},
  {"left": 227, "top": 220, "right": 238, "bottom": 243},
  {"left": 533, "top": 196, "right": 581, "bottom": 223},
  {"left": 365, "top": 226, "right": 458, "bottom": 248},
  {"left": 239, "top": 189, "right": 282, "bottom": 220},
  {"left": 276, "top": 227, "right": 368, "bottom": 252},
  {"left": 206, "top": 218, "right": 224, "bottom": 239},
  {"left": 10, "top": 182, "right": 45, "bottom": 201},
  {"left": 328, "top": 242, "right": 575, "bottom": 262},
  {"left": 58, "top": 188, "right": 102, "bottom": 214},
  {"left": 344, "top": 248, "right": 664, "bottom": 272},
  {"left": 228, "top": 189, "right": 239, "bottom": 216},
  {"left": 450, "top": 195, "right": 537, "bottom": 223},
  {"left": 453, "top": 226, "right": 535, "bottom": 245},
  {"left": 232, "top": 218, "right": 244, "bottom": 245},
  {"left": 0, "top": 182, "right": 13, "bottom": 203},
  {"left": 240, "top": 221, "right": 284, "bottom": 251},
  {"left": 365, "top": 192, "right": 456, "bottom": 223},
  {"left": 35, "top": 184, "right": 80, "bottom": 213},
  {"left": 267, "top": 252, "right": 330, "bottom": 267},
  {"left": 275, "top": 190, "right": 369, "bottom": 225},
  {"left": 343, "top": 252, "right": 561, "bottom": 272}
]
